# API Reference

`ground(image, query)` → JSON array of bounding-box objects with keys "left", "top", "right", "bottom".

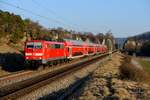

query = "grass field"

[{"left": 138, "top": 59, "right": 150, "bottom": 74}]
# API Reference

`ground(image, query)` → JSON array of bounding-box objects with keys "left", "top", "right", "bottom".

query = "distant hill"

[
  {"left": 132, "top": 31, "right": 150, "bottom": 41},
  {"left": 124, "top": 31, "right": 150, "bottom": 56}
]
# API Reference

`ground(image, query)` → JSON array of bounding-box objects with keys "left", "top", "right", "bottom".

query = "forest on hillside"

[
  {"left": 124, "top": 32, "right": 150, "bottom": 56},
  {"left": 0, "top": 10, "right": 115, "bottom": 47},
  {"left": 133, "top": 31, "right": 150, "bottom": 41}
]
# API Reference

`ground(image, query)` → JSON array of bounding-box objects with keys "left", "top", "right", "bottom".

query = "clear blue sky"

[{"left": 0, "top": 0, "right": 150, "bottom": 37}]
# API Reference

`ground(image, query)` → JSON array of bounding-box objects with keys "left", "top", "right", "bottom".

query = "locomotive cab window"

[
  {"left": 26, "top": 42, "right": 42, "bottom": 49},
  {"left": 26, "top": 42, "right": 34, "bottom": 48},
  {"left": 34, "top": 42, "right": 42, "bottom": 49}
]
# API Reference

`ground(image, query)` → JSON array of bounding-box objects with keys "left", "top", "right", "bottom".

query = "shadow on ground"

[
  {"left": 0, "top": 53, "right": 26, "bottom": 72},
  {"left": 38, "top": 75, "right": 91, "bottom": 100}
]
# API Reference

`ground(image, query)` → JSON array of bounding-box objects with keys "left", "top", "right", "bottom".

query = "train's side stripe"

[{"left": 42, "top": 56, "right": 66, "bottom": 64}]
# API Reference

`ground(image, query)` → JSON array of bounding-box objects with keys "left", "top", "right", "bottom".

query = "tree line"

[
  {"left": 124, "top": 32, "right": 150, "bottom": 56},
  {"left": 0, "top": 10, "right": 115, "bottom": 49}
]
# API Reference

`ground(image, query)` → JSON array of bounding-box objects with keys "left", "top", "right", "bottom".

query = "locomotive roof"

[{"left": 26, "top": 40, "right": 64, "bottom": 44}]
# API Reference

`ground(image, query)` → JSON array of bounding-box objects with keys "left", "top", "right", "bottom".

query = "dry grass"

[
  {"left": 138, "top": 59, "right": 150, "bottom": 74},
  {"left": 119, "top": 56, "right": 150, "bottom": 84}
]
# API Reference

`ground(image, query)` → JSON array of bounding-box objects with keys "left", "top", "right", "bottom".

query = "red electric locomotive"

[{"left": 25, "top": 40, "right": 66, "bottom": 64}]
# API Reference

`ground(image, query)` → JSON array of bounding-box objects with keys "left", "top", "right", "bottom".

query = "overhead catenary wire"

[
  {"left": 31, "top": 0, "right": 86, "bottom": 31},
  {"left": 0, "top": 0, "right": 77, "bottom": 30}
]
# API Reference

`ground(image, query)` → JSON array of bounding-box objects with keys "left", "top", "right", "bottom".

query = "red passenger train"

[{"left": 24, "top": 39, "right": 107, "bottom": 66}]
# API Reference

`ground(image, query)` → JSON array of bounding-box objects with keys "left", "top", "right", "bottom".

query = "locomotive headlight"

[
  {"left": 35, "top": 53, "right": 43, "bottom": 56},
  {"left": 25, "top": 53, "right": 32, "bottom": 56}
]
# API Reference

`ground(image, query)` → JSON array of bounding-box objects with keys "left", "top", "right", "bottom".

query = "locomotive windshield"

[{"left": 26, "top": 42, "right": 42, "bottom": 49}]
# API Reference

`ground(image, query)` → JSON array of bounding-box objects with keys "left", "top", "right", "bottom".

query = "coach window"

[
  {"left": 60, "top": 44, "right": 64, "bottom": 48},
  {"left": 55, "top": 44, "right": 60, "bottom": 48},
  {"left": 47, "top": 44, "right": 51, "bottom": 48},
  {"left": 51, "top": 44, "right": 55, "bottom": 48}
]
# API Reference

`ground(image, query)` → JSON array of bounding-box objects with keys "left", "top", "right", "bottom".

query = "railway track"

[
  {"left": 0, "top": 56, "right": 87, "bottom": 88},
  {"left": 0, "top": 51, "right": 116, "bottom": 99},
  {"left": 0, "top": 70, "right": 32, "bottom": 80},
  {"left": 0, "top": 70, "right": 34, "bottom": 87},
  {"left": 56, "top": 51, "right": 117, "bottom": 100}
]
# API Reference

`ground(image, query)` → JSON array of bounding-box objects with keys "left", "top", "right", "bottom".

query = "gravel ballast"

[
  {"left": 17, "top": 56, "right": 109, "bottom": 100},
  {"left": 0, "top": 58, "right": 91, "bottom": 88},
  {"left": 69, "top": 53, "right": 150, "bottom": 100}
]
